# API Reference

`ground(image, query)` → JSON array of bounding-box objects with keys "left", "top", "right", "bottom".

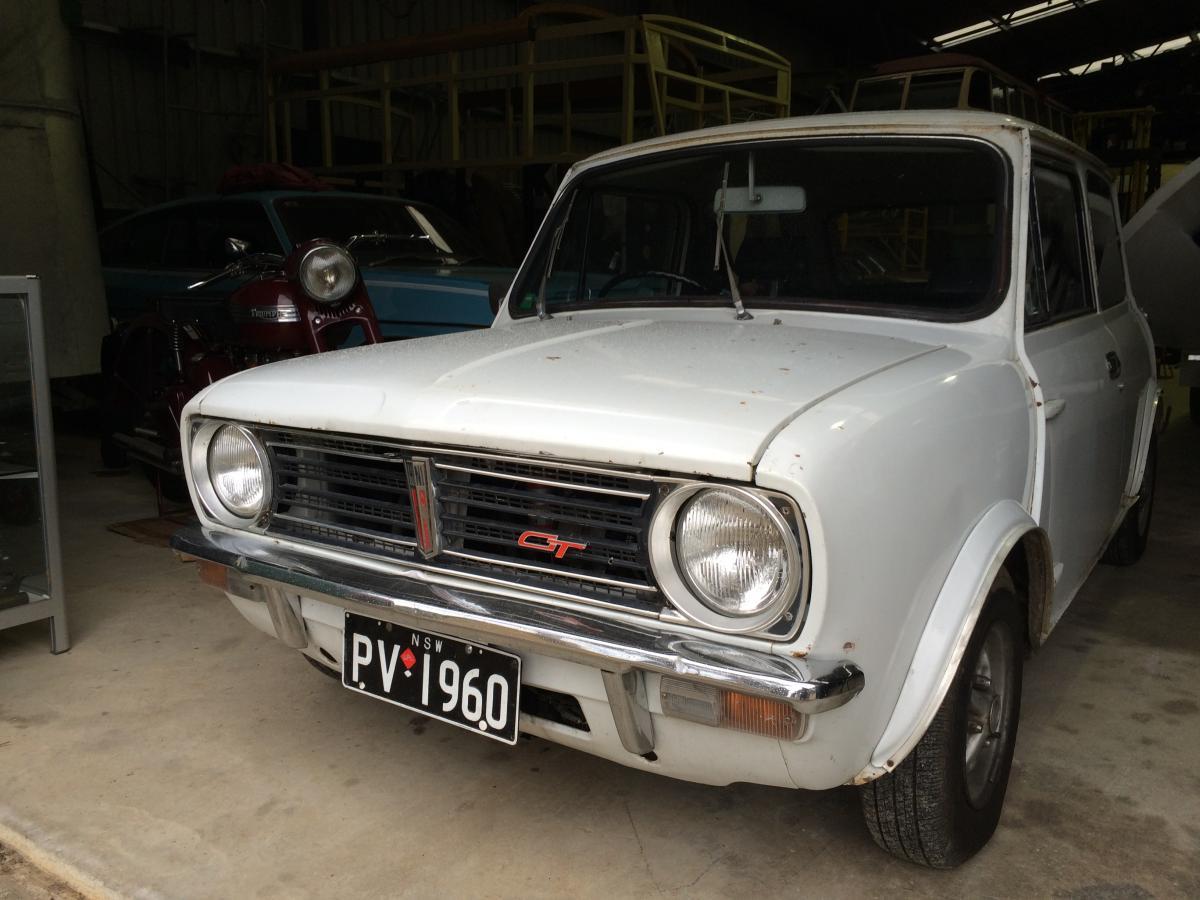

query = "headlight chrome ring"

[
  {"left": 188, "top": 420, "right": 272, "bottom": 528},
  {"left": 649, "top": 484, "right": 805, "bottom": 635}
]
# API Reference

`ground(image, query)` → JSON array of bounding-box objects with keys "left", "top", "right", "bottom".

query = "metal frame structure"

[
  {"left": 0, "top": 276, "right": 69, "bottom": 653},
  {"left": 1072, "top": 107, "right": 1156, "bottom": 219},
  {"left": 264, "top": 6, "right": 791, "bottom": 187}
]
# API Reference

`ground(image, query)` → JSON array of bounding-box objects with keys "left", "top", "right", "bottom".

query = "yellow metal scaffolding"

[{"left": 265, "top": 5, "right": 791, "bottom": 187}]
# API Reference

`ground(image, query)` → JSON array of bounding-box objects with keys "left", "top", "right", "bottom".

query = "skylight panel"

[
  {"left": 1038, "top": 31, "right": 1199, "bottom": 80},
  {"left": 930, "top": 0, "right": 1104, "bottom": 50}
]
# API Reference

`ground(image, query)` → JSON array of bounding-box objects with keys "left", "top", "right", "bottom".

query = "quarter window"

[{"left": 1085, "top": 172, "right": 1126, "bottom": 309}]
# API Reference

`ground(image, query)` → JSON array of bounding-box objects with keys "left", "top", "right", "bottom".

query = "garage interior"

[{"left": 2, "top": 0, "right": 1199, "bottom": 896}]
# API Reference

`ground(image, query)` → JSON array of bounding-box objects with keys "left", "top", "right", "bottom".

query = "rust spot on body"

[{"left": 843, "top": 641, "right": 855, "bottom": 651}]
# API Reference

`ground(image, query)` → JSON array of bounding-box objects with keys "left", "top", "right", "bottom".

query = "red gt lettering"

[{"left": 517, "top": 530, "right": 588, "bottom": 559}]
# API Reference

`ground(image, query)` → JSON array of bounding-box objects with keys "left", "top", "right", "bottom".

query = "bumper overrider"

[{"left": 172, "top": 525, "right": 864, "bottom": 762}]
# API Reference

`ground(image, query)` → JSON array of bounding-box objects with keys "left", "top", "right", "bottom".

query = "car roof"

[
  {"left": 99, "top": 190, "right": 424, "bottom": 233},
  {"left": 575, "top": 109, "right": 1100, "bottom": 173}
]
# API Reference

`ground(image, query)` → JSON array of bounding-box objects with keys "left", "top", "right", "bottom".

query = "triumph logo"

[
  {"left": 232, "top": 304, "right": 301, "bottom": 323},
  {"left": 517, "top": 530, "right": 588, "bottom": 559}
]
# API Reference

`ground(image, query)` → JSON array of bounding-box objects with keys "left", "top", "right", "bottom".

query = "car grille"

[{"left": 258, "top": 427, "right": 664, "bottom": 615}]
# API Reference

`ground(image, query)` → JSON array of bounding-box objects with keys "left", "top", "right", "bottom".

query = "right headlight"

[
  {"left": 650, "top": 484, "right": 803, "bottom": 634},
  {"left": 676, "top": 488, "right": 793, "bottom": 616},
  {"left": 188, "top": 420, "right": 271, "bottom": 527}
]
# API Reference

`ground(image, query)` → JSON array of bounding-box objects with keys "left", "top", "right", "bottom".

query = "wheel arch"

[{"left": 853, "top": 500, "right": 1051, "bottom": 784}]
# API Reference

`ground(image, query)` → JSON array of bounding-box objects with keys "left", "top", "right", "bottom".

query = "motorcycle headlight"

[
  {"left": 650, "top": 485, "right": 803, "bottom": 633},
  {"left": 298, "top": 244, "right": 356, "bottom": 304},
  {"left": 190, "top": 421, "right": 270, "bottom": 525}
]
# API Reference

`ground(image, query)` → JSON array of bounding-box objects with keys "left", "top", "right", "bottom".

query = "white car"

[{"left": 174, "top": 111, "right": 1159, "bottom": 868}]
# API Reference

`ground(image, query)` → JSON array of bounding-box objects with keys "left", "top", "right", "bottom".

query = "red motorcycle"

[{"left": 101, "top": 238, "right": 381, "bottom": 501}]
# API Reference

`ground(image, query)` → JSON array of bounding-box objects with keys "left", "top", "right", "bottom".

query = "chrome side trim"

[
  {"left": 173, "top": 524, "right": 864, "bottom": 714},
  {"left": 434, "top": 462, "right": 652, "bottom": 499}
]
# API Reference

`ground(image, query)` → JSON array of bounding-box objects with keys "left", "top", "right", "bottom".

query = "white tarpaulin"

[{"left": 1123, "top": 156, "right": 1200, "bottom": 349}]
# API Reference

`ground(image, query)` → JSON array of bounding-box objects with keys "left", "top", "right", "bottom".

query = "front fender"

[{"left": 854, "top": 499, "right": 1048, "bottom": 783}]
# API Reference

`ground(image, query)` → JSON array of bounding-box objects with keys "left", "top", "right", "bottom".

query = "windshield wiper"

[{"left": 713, "top": 161, "right": 753, "bottom": 321}]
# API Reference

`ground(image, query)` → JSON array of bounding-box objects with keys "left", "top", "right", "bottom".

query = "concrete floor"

[{"left": 1, "top": 422, "right": 1198, "bottom": 899}]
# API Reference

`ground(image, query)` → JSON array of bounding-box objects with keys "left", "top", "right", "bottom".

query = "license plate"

[{"left": 341, "top": 612, "right": 521, "bottom": 744}]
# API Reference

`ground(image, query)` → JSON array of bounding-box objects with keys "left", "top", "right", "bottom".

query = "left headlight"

[
  {"left": 189, "top": 421, "right": 270, "bottom": 526},
  {"left": 298, "top": 243, "right": 356, "bottom": 304},
  {"left": 650, "top": 484, "right": 803, "bottom": 634}
]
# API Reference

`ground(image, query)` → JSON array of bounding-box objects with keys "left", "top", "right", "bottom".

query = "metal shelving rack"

[{"left": 0, "top": 276, "right": 69, "bottom": 653}]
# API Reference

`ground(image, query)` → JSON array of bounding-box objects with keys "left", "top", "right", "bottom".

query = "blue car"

[{"left": 98, "top": 190, "right": 513, "bottom": 339}]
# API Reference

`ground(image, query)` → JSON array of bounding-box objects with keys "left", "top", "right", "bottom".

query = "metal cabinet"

[{"left": 0, "top": 276, "right": 68, "bottom": 652}]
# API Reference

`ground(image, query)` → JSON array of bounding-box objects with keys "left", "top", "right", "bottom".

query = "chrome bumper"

[{"left": 171, "top": 526, "right": 864, "bottom": 753}]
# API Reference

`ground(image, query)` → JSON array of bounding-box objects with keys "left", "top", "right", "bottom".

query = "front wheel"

[{"left": 860, "top": 571, "right": 1024, "bottom": 868}]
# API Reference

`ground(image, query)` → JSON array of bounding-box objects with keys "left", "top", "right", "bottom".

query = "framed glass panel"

[
  {"left": 0, "top": 277, "right": 68, "bottom": 652},
  {"left": 1030, "top": 166, "right": 1094, "bottom": 324},
  {"left": 1086, "top": 172, "right": 1127, "bottom": 309}
]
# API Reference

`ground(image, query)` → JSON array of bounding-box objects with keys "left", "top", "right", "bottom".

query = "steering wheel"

[{"left": 597, "top": 270, "right": 707, "bottom": 297}]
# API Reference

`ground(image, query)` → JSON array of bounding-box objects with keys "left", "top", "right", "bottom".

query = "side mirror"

[{"left": 225, "top": 236, "right": 250, "bottom": 258}]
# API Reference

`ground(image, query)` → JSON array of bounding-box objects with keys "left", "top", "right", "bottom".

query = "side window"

[
  {"left": 904, "top": 72, "right": 966, "bottom": 110},
  {"left": 967, "top": 69, "right": 991, "bottom": 111},
  {"left": 186, "top": 202, "right": 278, "bottom": 269},
  {"left": 161, "top": 208, "right": 199, "bottom": 269},
  {"left": 852, "top": 77, "right": 904, "bottom": 111},
  {"left": 100, "top": 211, "right": 169, "bottom": 267},
  {"left": 1085, "top": 172, "right": 1126, "bottom": 309},
  {"left": 1030, "top": 166, "right": 1092, "bottom": 325}
]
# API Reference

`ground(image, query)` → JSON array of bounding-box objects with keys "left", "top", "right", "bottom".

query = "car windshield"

[
  {"left": 273, "top": 196, "right": 481, "bottom": 265},
  {"left": 510, "top": 138, "right": 1007, "bottom": 321}
]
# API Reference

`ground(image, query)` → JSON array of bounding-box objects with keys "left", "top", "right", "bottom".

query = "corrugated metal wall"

[{"left": 72, "top": 0, "right": 302, "bottom": 219}]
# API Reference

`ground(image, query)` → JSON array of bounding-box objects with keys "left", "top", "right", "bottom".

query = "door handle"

[{"left": 1106, "top": 351, "right": 1122, "bottom": 380}]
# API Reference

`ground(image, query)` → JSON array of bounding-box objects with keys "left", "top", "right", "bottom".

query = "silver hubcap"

[{"left": 964, "top": 621, "right": 1014, "bottom": 808}]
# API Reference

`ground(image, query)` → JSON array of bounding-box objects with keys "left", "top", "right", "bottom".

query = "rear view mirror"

[
  {"left": 713, "top": 151, "right": 806, "bottom": 214},
  {"left": 714, "top": 185, "right": 807, "bottom": 214}
]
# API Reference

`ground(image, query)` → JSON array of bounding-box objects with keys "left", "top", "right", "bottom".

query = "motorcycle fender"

[{"left": 854, "top": 499, "right": 1048, "bottom": 783}]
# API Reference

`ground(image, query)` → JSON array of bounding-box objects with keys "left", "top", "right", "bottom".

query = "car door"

[
  {"left": 1084, "top": 170, "right": 1154, "bottom": 499},
  {"left": 1023, "top": 161, "right": 1127, "bottom": 621}
]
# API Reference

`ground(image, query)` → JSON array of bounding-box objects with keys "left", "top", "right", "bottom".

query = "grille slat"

[
  {"left": 437, "top": 481, "right": 642, "bottom": 526},
  {"left": 259, "top": 427, "right": 662, "bottom": 614}
]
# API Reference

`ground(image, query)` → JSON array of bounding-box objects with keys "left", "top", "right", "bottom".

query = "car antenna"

[
  {"left": 713, "top": 160, "right": 753, "bottom": 321},
  {"left": 536, "top": 190, "right": 577, "bottom": 320}
]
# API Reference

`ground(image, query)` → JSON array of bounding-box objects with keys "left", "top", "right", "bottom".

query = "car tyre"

[
  {"left": 859, "top": 570, "right": 1023, "bottom": 869},
  {"left": 1102, "top": 435, "right": 1156, "bottom": 566}
]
